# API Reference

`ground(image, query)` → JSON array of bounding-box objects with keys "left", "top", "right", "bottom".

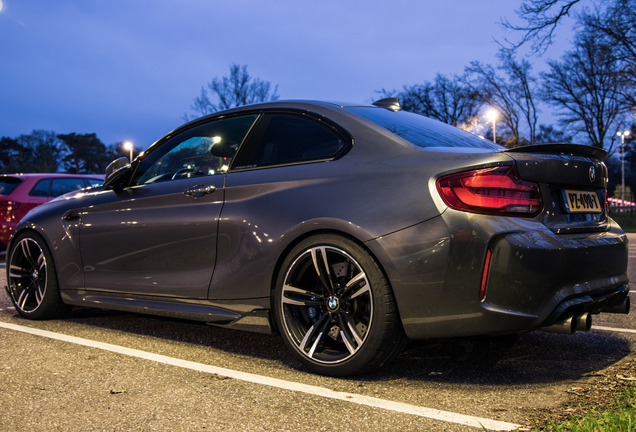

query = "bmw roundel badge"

[
  {"left": 589, "top": 165, "right": 596, "bottom": 183},
  {"left": 327, "top": 296, "right": 339, "bottom": 311}
]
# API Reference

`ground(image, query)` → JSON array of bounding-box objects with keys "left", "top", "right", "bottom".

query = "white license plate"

[{"left": 561, "top": 190, "right": 601, "bottom": 213}]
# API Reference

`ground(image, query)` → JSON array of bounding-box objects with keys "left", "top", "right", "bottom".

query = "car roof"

[
  {"left": 0, "top": 173, "right": 104, "bottom": 180},
  {"left": 184, "top": 100, "right": 373, "bottom": 122}
]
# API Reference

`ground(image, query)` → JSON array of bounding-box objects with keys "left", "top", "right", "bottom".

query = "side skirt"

[{"left": 60, "top": 290, "right": 273, "bottom": 334}]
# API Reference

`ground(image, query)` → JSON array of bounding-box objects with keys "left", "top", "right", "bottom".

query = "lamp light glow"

[{"left": 123, "top": 141, "right": 134, "bottom": 161}]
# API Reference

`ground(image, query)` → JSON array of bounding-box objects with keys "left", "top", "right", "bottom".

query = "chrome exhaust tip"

[
  {"left": 541, "top": 316, "right": 577, "bottom": 335},
  {"left": 575, "top": 313, "right": 592, "bottom": 331}
]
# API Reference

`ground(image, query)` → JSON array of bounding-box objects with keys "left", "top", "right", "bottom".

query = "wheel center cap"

[
  {"left": 31, "top": 270, "right": 38, "bottom": 280},
  {"left": 327, "top": 296, "right": 340, "bottom": 312}
]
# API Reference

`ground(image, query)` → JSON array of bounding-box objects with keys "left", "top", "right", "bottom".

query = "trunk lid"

[{"left": 504, "top": 144, "right": 609, "bottom": 234}]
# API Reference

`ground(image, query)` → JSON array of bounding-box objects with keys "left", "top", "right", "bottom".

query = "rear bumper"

[
  {"left": 484, "top": 225, "right": 628, "bottom": 320},
  {"left": 366, "top": 212, "right": 628, "bottom": 340}
]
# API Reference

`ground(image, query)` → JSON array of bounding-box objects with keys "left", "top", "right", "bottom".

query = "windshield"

[{"left": 345, "top": 107, "right": 504, "bottom": 150}]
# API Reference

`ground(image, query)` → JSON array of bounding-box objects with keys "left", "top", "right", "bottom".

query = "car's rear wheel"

[
  {"left": 274, "top": 234, "right": 407, "bottom": 376},
  {"left": 6, "top": 231, "right": 71, "bottom": 319}
]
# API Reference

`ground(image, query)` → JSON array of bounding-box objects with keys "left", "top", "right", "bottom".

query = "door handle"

[
  {"left": 63, "top": 211, "right": 81, "bottom": 221},
  {"left": 183, "top": 184, "right": 216, "bottom": 197}
]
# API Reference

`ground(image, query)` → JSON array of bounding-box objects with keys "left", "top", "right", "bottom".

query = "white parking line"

[
  {"left": 594, "top": 325, "right": 636, "bottom": 334},
  {"left": 0, "top": 322, "right": 519, "bottom": 431}
]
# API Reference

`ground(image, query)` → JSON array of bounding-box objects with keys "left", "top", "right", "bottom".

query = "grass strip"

[{"left": 531, "top": 384, "right": 636, "bottom": 431}]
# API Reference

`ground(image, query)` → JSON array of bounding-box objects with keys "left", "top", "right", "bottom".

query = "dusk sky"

[{"left": 0, "top": 1, "right": 574, "bottom": 152}]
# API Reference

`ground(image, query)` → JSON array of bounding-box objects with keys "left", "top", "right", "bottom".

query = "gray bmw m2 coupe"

[{"left": 5, "top": 99, "right": 629, "bottom": 376}]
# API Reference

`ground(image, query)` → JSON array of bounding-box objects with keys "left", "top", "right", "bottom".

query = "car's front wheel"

[
  {"left": 274, "top": 234, "right": 407, "bottom": 376},
  {"left": 6, "top": 231, "right": 71, "bottom": 319}
]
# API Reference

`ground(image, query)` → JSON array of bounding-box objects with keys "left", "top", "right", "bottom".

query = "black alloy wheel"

[
  {"left": 275, "top": 234, "right": 406, "bottom": 376},
  {"left": 6, "top": 232, "right": 70, "bottom": 319}
]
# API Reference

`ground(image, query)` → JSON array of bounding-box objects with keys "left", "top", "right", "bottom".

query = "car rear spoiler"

[{"left": 504, "top": 143, "right": 608, "bottom": 162}]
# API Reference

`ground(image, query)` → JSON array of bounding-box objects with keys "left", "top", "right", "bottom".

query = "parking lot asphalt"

[{"left": 1, "top": 235, "right": 636, "bottom": 431}]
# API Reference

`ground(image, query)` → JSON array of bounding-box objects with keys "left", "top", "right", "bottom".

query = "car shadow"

[
  {"left": 363, "top": 331, "right": 632, "bottom": 385},
  {"left": 56, "top": 307, "right": 632, "bottom": 385}
]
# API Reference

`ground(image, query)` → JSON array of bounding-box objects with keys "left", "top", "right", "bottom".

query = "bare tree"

[
  {"left": 582, "top": 1, "right": 636, "bottom": 108},
  {"left": 535, "top": 124, "right": 573, "bottom": 143},
  {"left": 464, "top": 50, "right": 540, "bottom": 147},
  {"left": 501, "top": 0, "right": 582, "bottom": 54},
  {"left": 541, "top": 32, "right": 626, "bottom": 149},
  {"left": 499, "top": 50, "right": 541, "bottom": 145},
  {"left": 185, "top": 64, "right": 279, "bottom": 120},
  {"left": 377, "top": 74, "right": 482, "bottom": 127}
]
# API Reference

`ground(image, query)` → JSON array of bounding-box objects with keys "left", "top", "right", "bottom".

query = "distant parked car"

[{"left": 0, "top": 174, "right": 103, "bottom": 249}]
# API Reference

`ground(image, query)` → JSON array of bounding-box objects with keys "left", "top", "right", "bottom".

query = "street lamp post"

[
  {"left": 123, "top": 141, "right": 134, "bottom": 162},
  {"left": 618, "top": 130, "right": 631, "bottom": 207},
  {"left": 487, "top": 110, "right": 497, "bottom": 144}
]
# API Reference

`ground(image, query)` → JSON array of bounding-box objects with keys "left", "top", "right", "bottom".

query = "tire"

[
  {"left": 274, "top": 234, "right": 407, "bottom": 376},
  {"left": 6, "top": 231, "right": 71, "bottom": 319}
]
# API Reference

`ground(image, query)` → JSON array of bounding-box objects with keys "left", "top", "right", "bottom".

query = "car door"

[
  {"left": 210, "top": 112, "right": 352, "bottom": 299},
  {"left": 79, "top": 114, "right": 258, "bottom": 298}
]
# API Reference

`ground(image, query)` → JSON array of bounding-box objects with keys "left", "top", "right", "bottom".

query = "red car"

[{"left": 0, "top": 174, "right": 103, "bottom": 249}]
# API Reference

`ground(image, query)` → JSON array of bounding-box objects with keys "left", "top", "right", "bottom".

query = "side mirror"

[{"left": 104, "top": 157, "right": 131, "bottom": 187}]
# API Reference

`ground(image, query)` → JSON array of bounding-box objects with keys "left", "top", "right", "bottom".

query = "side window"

[
  {"left": 233, "top": 114, "right": 347, "bottom": 169},
  {"left": 50, "top": 178, "right": 87, "bottom": 197},
  {"left": 29, "top": 179, "right": 51, "bottom": 197},
  {"left": 132, "top": 114, "right": 258, "bottom": 186}
]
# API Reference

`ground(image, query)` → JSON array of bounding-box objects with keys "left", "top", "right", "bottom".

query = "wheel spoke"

[
  {"left": 8, "top": 265, "right": 30, "bottom": 279},
  {"left": 311, "top": 247, "right": 336, "bottom": 294},
  {"left": 281, "top": 284, "right": 324, "bottom": 306},
  {"left": 35, "top": 283, "right": 44, "bottom": 304},
  {"left": 342, "top": 272, "right": 370, "bottom": 300},
  {"left": 20, "top": 239, "right": 37, "bottom": 270},
  {"left": 17, "top": 288, "right": 31, "bottom": 310},
  {"left": 308, "top": 320, "right": 331, "bottom": 359},
  {"left": 299, "top": 313, "right": 329, "bottom": 353},
  {"left": 341, "top": 312, "right": 364, "bottom": 346},
  {"left": 37, "top": 252, "right": 45, "bottom": 270},
  {"left": 337, "top": 314, "right": 358, "bottom": 355},
  {"left": 347, "top": 284, "right": 370, "bottom": 300}
]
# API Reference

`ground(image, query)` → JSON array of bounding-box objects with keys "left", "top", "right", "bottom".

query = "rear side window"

[
  {"left": 345, "top": 107, "right": 504, "bottom": 150},
  {"left": 50, "top": 178, "right": 87, "bottom": 197},
  {"left": 0, "top": 177, "right": 23, "bottom": 196},
  {"left": 232, "top": 113, "right": 347, "bottom": 169},
  {"left": 29, "top": 179, "right": 51, "bottom": 197}
]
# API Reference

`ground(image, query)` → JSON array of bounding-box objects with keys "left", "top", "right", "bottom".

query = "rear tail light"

[
  {"left": 436, "top": 165, "right": 542, "bottom": 217},
  {"left": 0, "top": 201, "right": 20, "bottom": 212}
]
